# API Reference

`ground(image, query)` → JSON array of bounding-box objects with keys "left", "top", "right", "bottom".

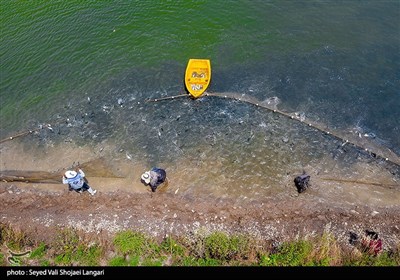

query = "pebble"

[{"left": 371, "top": 211, "right": 379, "bottom": 216}]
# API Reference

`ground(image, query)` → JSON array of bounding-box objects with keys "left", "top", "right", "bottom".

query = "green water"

[{"left": 2, "top": 1, "right": 398, "bottom": 133}]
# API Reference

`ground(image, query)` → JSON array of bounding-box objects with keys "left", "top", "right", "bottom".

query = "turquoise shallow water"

[{"left": 1, "top": 1, "right": 399, "bottom": 200}]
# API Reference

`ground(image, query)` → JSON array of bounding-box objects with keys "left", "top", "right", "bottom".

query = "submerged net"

[
  {"left": 1, "top": 89, "right": 399, "bottom": 207},
  {"left": 1, "top": 57, "right": 400, "bottom": 208}
]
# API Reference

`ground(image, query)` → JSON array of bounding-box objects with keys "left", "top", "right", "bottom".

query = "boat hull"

[{"left": 185, "top": 59, "right": 211, "bottom": 98}]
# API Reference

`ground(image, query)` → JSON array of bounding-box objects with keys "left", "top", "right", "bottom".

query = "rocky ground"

[{"left": 1, "top": 180, "right": 399, "bottom": 253}]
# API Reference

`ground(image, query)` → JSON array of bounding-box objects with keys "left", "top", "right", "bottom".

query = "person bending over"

[
  {"left": 141, "top": 167, "right": 167, "bottom": 192},
  {"left": 62, "top": 168, "right": 97, "bottom": 196}
]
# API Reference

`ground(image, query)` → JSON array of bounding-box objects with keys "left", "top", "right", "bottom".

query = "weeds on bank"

[
  {"left": 110, "top": 231, "right": 163, "bottom": 266},
  {"left": 258, "top": 233, "right": 341, "bottom": 266},
  {"left": 52, "top": 228, "right": 102, "bottom": 266},
  {"left": 0, "top": 252, "right": 5, "bottom": 266},
  {"left": 0, "top": 224, "right": 32, "bottom": 252},
  {"left": 0, "top": 222, "right": 399, "bottom": 266}
]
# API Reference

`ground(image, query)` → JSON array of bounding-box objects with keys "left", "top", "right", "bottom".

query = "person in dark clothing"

[
  {"left": 348, "top": 229, "right": 383, "bottom": 256},
  {"left": 141, "top": 167, "right": 167, "bottom": 192},
  {"left": 294, "top": 172, "right": 310, "bottom": 193},
  {"left": 361, "top": 230, "right": 383, "bottom": 256}
]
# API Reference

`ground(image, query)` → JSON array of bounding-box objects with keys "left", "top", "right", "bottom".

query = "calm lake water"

[{"left": 1, "top": 0, "right": 399, "bottom": 203}]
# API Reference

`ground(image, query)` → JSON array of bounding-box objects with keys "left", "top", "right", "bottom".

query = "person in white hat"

[
  {"left": 62, "top": 168, "right": 97, "bottom": 195},
  {"left": 141, "top": 167, "right": 167, "bottom": 192}
]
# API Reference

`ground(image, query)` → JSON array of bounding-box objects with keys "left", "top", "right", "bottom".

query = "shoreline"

[{"left": 0, "top": 133, "right": 399, "bottom": 256}]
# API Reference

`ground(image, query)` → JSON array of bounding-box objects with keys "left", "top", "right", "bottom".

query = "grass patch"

[
  {"left": 51, "top": 228, "right": 102, "bottom": 266},
  {"left": 1, "top": 223, "right": 399, "bottom": 267},
  {"left": 112, "top": 230, "right": 162, "bottom": 265},
  {"left": 108, "top": 256, "right": 128, "bottom": 266},
  {"left": 160, "top": 236, "right": 186, "bottom": 256},
  {"left": 113, "top": 231, "right": 147, "bottom": 256},
  {"left": 0, "top": 253, "right": 5, "bottom": 266},
  {"left": 179, "top": 256, "right": 222, "bottom": 266},
  {"left": 0, "top": 223, "right": 31, "bottom": 252},
  {"left": 259, "top": 239, "right": 313, "bottom": 266},
  {"left": 30, "top": 242, "right": 47, "bottom": 259},
  {"left": 128, "top": 255, "right": 140, "bottom": 266}
]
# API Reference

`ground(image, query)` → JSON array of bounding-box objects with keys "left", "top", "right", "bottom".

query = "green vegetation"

[
  {"left": 51, "top": 228, "right": 103, "bottom": 266},
  {"left": 0, "top": 252, "right": 4, "bottom": 266},
  {"left": 0, "top": 222, "right": 399, "bottom": 266}
]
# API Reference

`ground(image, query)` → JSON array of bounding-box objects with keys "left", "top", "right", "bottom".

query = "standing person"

[
  {"left": 62, "top": 168, "right": 97, "bottom": 195},
  {"left": 141, "top": 167, "right": 167, "bottom": 192}
]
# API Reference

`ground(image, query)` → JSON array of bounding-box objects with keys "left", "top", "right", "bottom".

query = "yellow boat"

[{"left": 185, "top": 58, "right": 211, "bottom": 98}]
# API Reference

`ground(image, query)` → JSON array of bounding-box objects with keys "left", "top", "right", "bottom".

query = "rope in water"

[
  {"left": 321, "top": 178, "right": 399, "bottom": 189},
  {"left": 0, "top": 116, "right": 69, "bottom": 144},
  {"left": 146, "top": 91, "right": 400, "bottom": 170},
  {"left": 0, "top": 124, "right": 52, "bottom": 144},
  {"left": 0, "top": 94, "right": 191, "bottom": 144},
  {"left": 145, "top": 93, "right": 188, "bottom": 102}
]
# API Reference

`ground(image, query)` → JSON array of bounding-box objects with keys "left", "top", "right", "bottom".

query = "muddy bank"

[
  {"left": 0, "top": 139, "right": 399, "bottom": 252},
  {"left": 1, "top": 181, "right": 399, "bottom": 252}
]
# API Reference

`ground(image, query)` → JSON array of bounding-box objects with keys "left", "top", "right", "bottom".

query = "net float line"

[
  {"left": 0, "top": 115, "right": 84, "bottom": 145},
  {"left": 321, "top": 178, "right": 399, "bottom": 189},
  {"left": 0, "top": 158, "right": 125, "bottom": 184},
  {"left": 2, "top": 92, "right": 399, "bottom": 170},
  {"left": 146, "top": 91, "right": 400, "bottom": 169},
  {"left": 0, "top": 94, "right": 186, "bottom": 145},
  {"left": 145, "top": 93, "right": 189, "bottom": 102},
  {"left": 0, "top": 123, "right": 54, "bottom": 144},
  {"left": 0, "top": 93, "right": 203, "bottom": 144}
]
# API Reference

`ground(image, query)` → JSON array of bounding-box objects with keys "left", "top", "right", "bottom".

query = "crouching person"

[
  {"left": 294, "top": 172, "right": 310, "bottom": 193},
  {"left": 62, "top": 168, "right": 97, "bottom": 196},
  {"left": 141, "top": 167, "right": 167, "bottom": 192}
]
